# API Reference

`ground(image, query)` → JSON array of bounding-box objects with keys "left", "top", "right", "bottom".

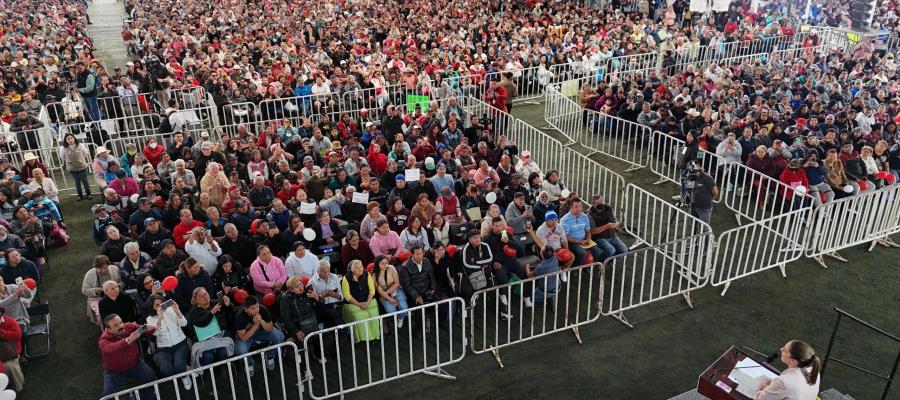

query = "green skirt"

[{"left": 342, "top": 301, "right": 381, "bottom": 342}]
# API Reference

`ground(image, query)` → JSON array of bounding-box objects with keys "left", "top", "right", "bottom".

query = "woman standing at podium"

[{"left": 755, "top": 340, "right": 821, "bottom": 400}]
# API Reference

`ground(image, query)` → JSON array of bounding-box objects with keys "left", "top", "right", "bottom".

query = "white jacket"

[
  {"left": 146, "top": 307, "right": 188, "bottom": 348},
  {"left": 755, "top": 367, "right": 820, "bottom": 400}
]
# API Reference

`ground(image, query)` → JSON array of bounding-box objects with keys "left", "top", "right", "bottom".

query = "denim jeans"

[
  {"left": 154, "top": 339, "right": 190, "bottom": 377},
  {"left": 83, "top": 96, "right": 101, "bottom": 121},
  {"left": 101, "top": 360, "right": 157, "bottom": 397},
  {"left": 69, "top": 168, "right": 92, "bottom": 197},
  {"left": 568, "top": 242, "right": 603, "bottom": 266},
  {"left": 596, "top": 236, "right": 628, "bottom": 261},
  {"left": 378, "top": 288, "right": 409, "bottom": 321},
  {"left": 198, "top": 347, "right": 229, "bottom": 367},
  {"left": 234, "top": 328, "right": 285, "bottom": 366}
]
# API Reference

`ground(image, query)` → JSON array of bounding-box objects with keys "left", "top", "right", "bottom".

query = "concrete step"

[{"left": 819, "top": 388, "right": 856, "bottom": 400}]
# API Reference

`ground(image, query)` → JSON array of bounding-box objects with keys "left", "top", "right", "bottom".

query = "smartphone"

[
  {"left": 136, "top": 325, "right": 148, "bottom": 335},
  {"left": 160, "top": 299, "right": 174, "bottom": 310},
  {"left": 216, "top": 291, "right": 224, "bottom": 304},
  {"left": 153, "top": 281, "right": 161, "bottom": 291},
  {"left": 15, "top": 277, "right": 23, "bottom": 286}
]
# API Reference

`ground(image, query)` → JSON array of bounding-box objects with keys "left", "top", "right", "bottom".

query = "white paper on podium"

[{"left": 728, "top": 358, "right": 779, "bottom": 398}]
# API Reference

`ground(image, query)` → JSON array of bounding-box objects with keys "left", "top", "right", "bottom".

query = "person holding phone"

[
  {"left": 99, "top": 314, "right": 157, "bottom": 398},
  {"left": 188, "top": 287, "right": 234, "bottom": 370},
  {"left": 145, "top": 294, "right": 192, "bottom": 389},
  {"left": 233, "top": 296, "right": 284, "bottom": 377}
]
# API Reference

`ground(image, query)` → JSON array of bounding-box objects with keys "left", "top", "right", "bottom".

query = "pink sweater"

[
  {"left": 249, "top": 256, "right": 288, "bottom": 294},
  {"left": 369, "top": 231, "right": 403, "bottom": 257}
]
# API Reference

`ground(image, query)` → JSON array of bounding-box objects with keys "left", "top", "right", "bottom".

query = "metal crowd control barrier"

[
  {"left": 543, "top": 83, "right": 583, "bottom": 139},
  {"left": 0, "top": 126, "right": 81, "bottom": 194},
  {"left": 303, "top": 297, "right": 465, "bottom": 399},
  {"left": 469, "top": 262, "right": 603, "bottom": 367},
  {"left": 720, "top": 162, "right": 818, "bottom": 224},
  {"left": 805, "top": 184, "right": 900, "bottom": 268},
  {"left": 100, "top": 341, "right": 304, "bottom": 400},
  {"left": 604, "top": 52, "right": 660, "bottom": 83},
  {"left": 558, "top": 147, "right": 627, "bottom": 210},
  {"left": 711, "top": 207, "right": 813, "bottom": 296},
  {"left": 620, "top": 184, "right": 711, "bottom": 248},
  {"left": 557, "top": 95, "right": 651, "bottom": 171},
  {"left": 600, "top": 233, "right": 714, "bottom": 327}
]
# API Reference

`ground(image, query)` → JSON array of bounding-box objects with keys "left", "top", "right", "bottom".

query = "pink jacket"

[
  {"left": 369, "top": 231, "right": 403, "bottom": 257},
  {"left": 472, "top": 167, "right": 500, "bottom": 188},
  {"left": 249, "top": 256, "right": 288, "bottom": 294}
]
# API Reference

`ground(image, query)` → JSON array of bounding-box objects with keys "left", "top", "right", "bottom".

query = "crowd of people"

[{"left": 1, "top": 0, "right": 899, "bottom": 397}]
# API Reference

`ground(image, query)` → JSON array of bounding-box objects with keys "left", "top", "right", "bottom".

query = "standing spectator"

[
  {"left": 59, "top": 133, "right": 93, "bottom": 201},
  {"left": 77, "top": 61, "right": 100, "bottom": 122}
]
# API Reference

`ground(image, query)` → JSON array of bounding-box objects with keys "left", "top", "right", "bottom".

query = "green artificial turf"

[{"left": 20, "top": 103, "right": 900, "bottom": 400}]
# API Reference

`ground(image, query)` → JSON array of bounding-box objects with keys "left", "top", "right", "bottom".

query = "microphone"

[{"left": 741, "top": 346, "right": 779, "bottom": 364}]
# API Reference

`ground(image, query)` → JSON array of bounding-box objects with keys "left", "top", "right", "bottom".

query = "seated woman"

[
  {"left": 9, "top": 205, "right": 46, "bottom": 266},
  {"left": 311, "top": 210, "right": 345, "bottom": 251},
  {"left": 340, "top": 230, "right": 374, "bottom": 271},
  {"left": 98, "top": 280, "right": 139, "bottom": 324},
  {"left": 824, "top": 149, "right": 855, "bottom": 198},
  {"left": 373, "top": 255, "right": 409, "bottom": 331},
  {"left": 340, "top": 260, "right": 381, "bottom": 343},
  {"left": 205, "top": 207, "right": 227, "bottom": 240},
  {"left": 82, "top": 255, "right": 122, "bottom": 326},
  {"left": 212, "top": 255, "right": 250, "bottom": 298},
  {"left": 399, "top": 215, "right": 431, "bottom": 251},
  {"left": 187, "top": 287, "right": 234, "bottom": 371},
  {"left": 369, "top": 220, "right": 404, "bottom": 264},
  {"left": 146, "top": 294, "right": 193, "bottom": 390}
]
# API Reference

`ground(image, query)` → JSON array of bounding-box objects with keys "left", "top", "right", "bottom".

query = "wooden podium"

[{"left": 697, "top": 346, "right": 781, "bottom": 400}]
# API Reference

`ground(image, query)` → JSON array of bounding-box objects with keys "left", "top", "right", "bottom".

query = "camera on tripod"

[{"left": 675, "top": 161, "right": 703, "bottom": 208}]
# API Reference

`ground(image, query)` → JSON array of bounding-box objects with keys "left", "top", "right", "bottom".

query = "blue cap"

[
  {"left": 544, "top": 211, "right": 559, "bottom": 222},
  {"left": 395, "top": 174, "right": 405, "bottom": 181}
]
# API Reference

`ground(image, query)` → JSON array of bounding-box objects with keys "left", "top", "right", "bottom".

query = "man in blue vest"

[{"left": 77, "top": 61, "right": 100, "bottom": 121}]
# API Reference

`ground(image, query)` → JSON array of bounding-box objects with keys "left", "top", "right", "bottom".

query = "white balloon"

[
  {"left": 560, "top": 189, "right": 571, "bottom": 198},
  {"left": 0, "top": 373, "right": 8, "bottom": 390},
  {"left": 424, "top": 157, "right": 435, "bottom": 170},
  {"left": 794, "top": 186, "right": 807, "bottom": 195},
  {"left": 485, "top": 192, "right": 497, "bottom": 204},
  {"left": 843, "top": 185, "right": 854, "bottom": 194},
  {"left": 0, "top": 389, "right": 16, "bottom": 400},
  {"left": 129, "top": 193, "right": 140, "bottom": 203},
  {"left": 302, "top": 228, "right": 316, "bottom": 241}
]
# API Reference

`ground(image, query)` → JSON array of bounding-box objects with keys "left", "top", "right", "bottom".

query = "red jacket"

[
  {"left": 0, "top": 315, "right": 22, "bottom": 357},
  {"left": 142, "top": 145, "right": 166, "bottom": 168},
  {"left": 98, "top": 322, "right": 142, "bottom": 372},
  {"left": 173, "top": 220, "right": 204, "bottom": 248},
  {"left": 779, "top": 168, "right": 809, "bottom": 199}
]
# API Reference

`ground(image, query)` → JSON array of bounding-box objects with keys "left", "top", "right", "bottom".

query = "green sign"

[{"left": 406, "top": 94, "right": 430, "bottom": 112}]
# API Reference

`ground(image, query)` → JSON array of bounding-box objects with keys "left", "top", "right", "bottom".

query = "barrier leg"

[
  {"left": 612, "top": 312, "right": 634, "bottom": 328},
  {"left": 719, "top": 282, "right": 731, "bottom": 297},
  {"left": 625, "top": 164, "right": 642, "bottom": 172},
  {"left": 491, "top": 349, "right": 505, "bottom": 368},
  {"left": 653, "top": 176, "right": 668, "bottom": 185},
  {"left": 682, "top": 292, "right": 694, "bottom": 309},
  {"left": 421, "top": 367, "right": 457, "bottom": 381},
  {"left": 778, "top": 264, "right": 787, "bottom": 278},
  {"left": 571, "top": 326, "right": 583, "bottom": 344}
]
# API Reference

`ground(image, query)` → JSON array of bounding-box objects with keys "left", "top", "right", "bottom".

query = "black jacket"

[
  {"left": 279, "top": 289, "right": 319, "bottom": 338},
  {"left": 152, "top": 250, "right": 187, "bottom": 280},
  {"left": 400, "top": 258, "right": 437, "bottom": 300}
]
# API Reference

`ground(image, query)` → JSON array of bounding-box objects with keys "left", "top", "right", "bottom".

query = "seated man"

[
  {"left": 560, "top": 199, "right": 603, "bottom": 266},
  {"left": 233, "top": 296, "right": 285, "bottom": 377},
  {"left": 587, "top": 195, "right": 628, "bottom": 261},
  {"left": 99, "top": 314, "right": 157, "bottom": 398}
]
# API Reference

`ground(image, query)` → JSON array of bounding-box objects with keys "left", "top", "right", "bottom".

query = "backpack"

[{"left": 157, "top": 110, "right": 177, "bottom": 134}]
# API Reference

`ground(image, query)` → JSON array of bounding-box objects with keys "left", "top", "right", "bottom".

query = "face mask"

[
  {"left": 0, "top": 257, "right": 5, "bottom": 267},
  {"left": 128, "top": 150, "right": 137, "bottom": 156},
  {"left": 149, "top": 143, "right": 158, "bottom": 149}
]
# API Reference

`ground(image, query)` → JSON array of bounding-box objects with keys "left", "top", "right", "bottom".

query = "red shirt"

[
  {"left": 0, "top": 315, "right": 21, "bottom": 356},
  {"left": 98, "top": 322, "right": 142, "bottom": 372},
  {"left": 173, "top": 220, "right": 204, "bottom": 248}
]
